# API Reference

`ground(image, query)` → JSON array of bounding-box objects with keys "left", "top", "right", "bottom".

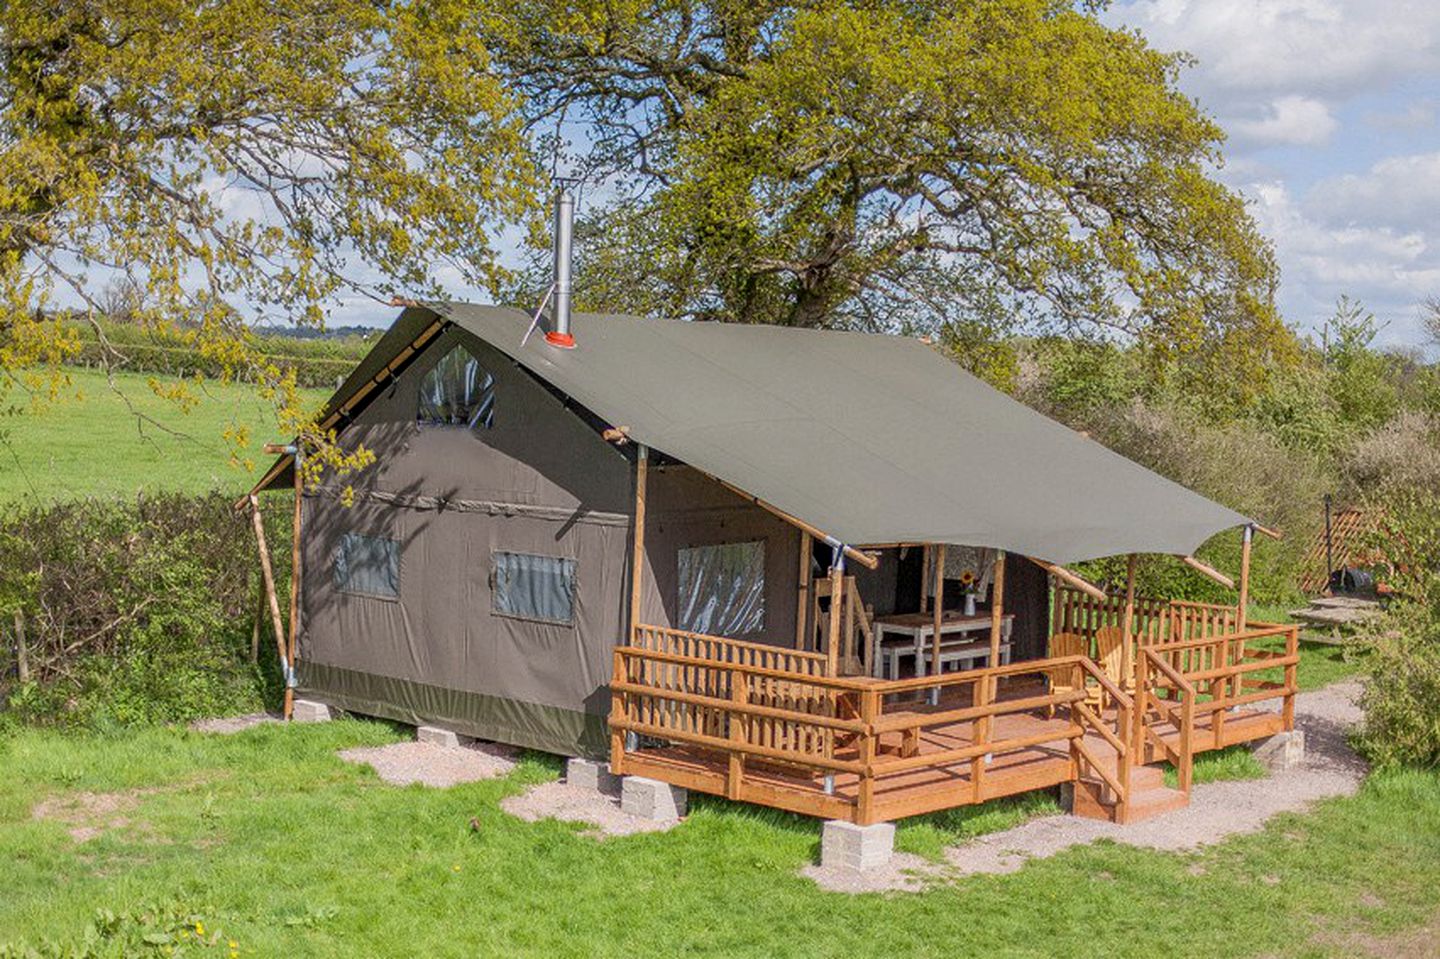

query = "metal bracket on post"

[
  {"left": 823, "top": 774, "right": 836, "bottom": 796},
  {"left": 625, "top": 731, "right": 639, "bottom": 752}
]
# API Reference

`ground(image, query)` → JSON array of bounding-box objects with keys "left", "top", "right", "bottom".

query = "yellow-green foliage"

[
  {"left": 0, "top": 0, "right": 539, "bottom": 483},
  {"left": 497, "top": 0, "right": 1292, "bottom": 390}
]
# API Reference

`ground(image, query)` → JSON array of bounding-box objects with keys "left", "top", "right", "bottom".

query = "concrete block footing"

[
  {"left": 290, "top": 699, "right": 332, "bottom": 723},
  {"left": 1252, "top": 729, "right": 1306, "bottom": 772},
  {"left": 566, "top": 758, "right": 620, "bottom": 793},
  {"left": 620, "top": 776, "right": 688, "bottom": 820},
  {"left": 416, "top": 725, "right": 471, "bottom": 748},
  {"left": 820, "top": 820, "right": 896, "bottom": 872}
]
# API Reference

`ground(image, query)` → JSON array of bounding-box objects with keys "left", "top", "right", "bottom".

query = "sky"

[{"left": 1107, "top": 0, "right": 1440, "bottom": 350}]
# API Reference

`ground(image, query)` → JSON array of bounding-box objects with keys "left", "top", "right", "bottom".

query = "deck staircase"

[{"left": 1071, "top": 756, "right": 1189, "bottom": 824}]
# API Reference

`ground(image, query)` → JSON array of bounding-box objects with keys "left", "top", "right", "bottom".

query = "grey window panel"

[
  {"left": 492, "top": 551, "right": 577, "bottom": 625},
  {"left": 334, "top": 533, "right": 400, "bottom": 598},
  {"left": 418, "top": 344, "right": 495, "bottom": 429},
  {"left": 677, "top": 540, "right": 765, "bottom": 636}
]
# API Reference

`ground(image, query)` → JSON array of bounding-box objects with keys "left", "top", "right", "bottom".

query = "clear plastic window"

[
  {"left": 677, "top": 540, "right": 765, "bottom": 636},
  {"left": 418, "top": 345, "right": 495, "bottom": 429},
  {"left": 492, "top": 552, "right": 577, "bottom": 625},
  {"left": 334, "top": 533, "right": 400, "bottom": 598}
]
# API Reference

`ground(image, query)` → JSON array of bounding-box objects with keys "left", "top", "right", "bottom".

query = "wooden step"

[{"left": 1070, "top": 773, "right": 1190, "bottom": 825}]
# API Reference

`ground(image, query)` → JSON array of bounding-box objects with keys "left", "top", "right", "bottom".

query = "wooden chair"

[
  {"left": 1046, "top": 632, "right": 1102, "bottom": 717},
  {"left": 1093, "top": 626, "right": 1128, "bottom": 700}
]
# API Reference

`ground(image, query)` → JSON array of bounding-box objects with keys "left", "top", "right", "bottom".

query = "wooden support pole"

[
  {"left": 988, "top": 552, "right": 1007, "bottom": 668},
  {"left": 1237, "top": 525, "right": 1253, "bottom": 631},
  {"left": 826, "top": 561, "right": 843, "bottom": 678},
  {"left": 12, "top": 610, "right": 28, "bottom": 684},
  {"left": 920, "top": 544, "right": 931, "bottom": 614},
  {"left": 930, "top": 544, "right": 946, "bottom": 680},
  {"left": 1028, "top": 556, "right": 1107, "bottom": 601},
  {"left": 248, "top": 494, "right": 289, "bottom": 702},
  {"left": 1121, "top": 553, "right": 1138, "bottom": 686},
  {"left": 795, "top": 531, "right": 812, "bottom": 650},
  {"left": 628, "top": 446, "right": 649, "bottom": 641},
  {"left": 1180, "top": 554, "right": 1236, "bottom": 590},
  {"left": 285, "top": 451, "right": 303, "bottom": 722}
]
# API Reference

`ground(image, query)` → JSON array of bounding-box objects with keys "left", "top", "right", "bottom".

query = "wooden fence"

[{"left": 612, "top": 625, "right": 1142, "bottom": 825}]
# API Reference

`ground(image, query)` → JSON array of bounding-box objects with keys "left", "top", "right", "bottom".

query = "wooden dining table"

[{"left": 872, "top": 611, "right": 1014, "bottom": 680}]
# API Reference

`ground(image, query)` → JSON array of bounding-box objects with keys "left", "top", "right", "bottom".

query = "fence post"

[
  {"left": 12, "top": 610, "right": 29, "bottom": 683},
  {"left": 1178, "top": 686, "right": 1195, "bottom": 793},
  {"left": 1130, "top": 653, "right": 1149, "bottom": 763},
  {"left": 1283, "top": 626, "right": 1299, "bottom": 730},
  {"left": 857, "top": 688, "right": 879, "bottom": 824},
  {"left": 610, "top": 648, "right": 628, "bottom": 775},
  {"left": 727, "top": 668, "right": 747, "bottom": 801},
  {"left": 972, "top": 672, "right": 994, "bottom": 802}
]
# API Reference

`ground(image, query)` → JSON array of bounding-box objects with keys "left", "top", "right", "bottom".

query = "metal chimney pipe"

[{"left": 545, "top": 185, "right": 576, "bottom": 349}]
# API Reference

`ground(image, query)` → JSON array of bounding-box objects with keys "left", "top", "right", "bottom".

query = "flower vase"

[{"left": 964, "top": 593, "right": 976, "bottom": 617}]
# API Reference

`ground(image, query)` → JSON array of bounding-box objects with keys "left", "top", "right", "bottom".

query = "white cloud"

[
  {"left": 1229, "top": 95, "right": 1339, "bottom": 147},
  {"left": 1116, "top": 0, "right": 1440, "bottom": 103},
  {"left": 1308, "top": 152, "right": 1440, "bottom": 231},
  {"left": 1244, "top": 179, "right": 1440, "bottom": 335}
]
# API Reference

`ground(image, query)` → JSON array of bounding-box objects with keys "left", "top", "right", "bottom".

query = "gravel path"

[
  {"left": 804, "top": 680, "right": 1367, "bottom": 893},
  {"left": 339, "top": 741, "right": 517, "bottom": 787},
  {"left": 500, "top": 781, "right": 682, "bottom": 838}
]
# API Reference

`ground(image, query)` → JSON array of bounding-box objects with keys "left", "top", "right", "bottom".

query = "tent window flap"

[
  {"left": 492, "top": 552, "right": 577, "bottom": 625},
  {"left": 677, "top": 540, "right": 765, "bottom": 636},
  {"left": 418, "top": 344, "right": 496, "bottom": 429},
  {"left": 334, "top": 533, "right": 400, "bottom": 598}
]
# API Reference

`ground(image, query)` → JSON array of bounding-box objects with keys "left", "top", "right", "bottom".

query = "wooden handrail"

[
  {"left": 870, "top": 689, "right": 1085, "bottom": 735},
  {"left": 869, "top": 726, "right": 1083, "bottom": 775},
  {"left": 608, "top": 680, "right": 868, "bottom": 733},
  {"left": 610, "top": 717, "right": 865, "bottom": 773},
  {"left": 871, "top": 654, "right": 1089, "bottom": 694},
  {"left": 616, "top": 646, "right": 870, "bottom": 691}
]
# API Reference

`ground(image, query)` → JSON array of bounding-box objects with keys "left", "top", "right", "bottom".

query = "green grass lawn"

[
  {"left": 0, "top": 367, "right": 326, "bottom": 504},
  {"left": 0, "top": 720, "right": 1436, "bottom": 958}
]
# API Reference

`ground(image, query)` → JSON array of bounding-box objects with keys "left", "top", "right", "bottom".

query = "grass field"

[
  {"left": 0, "top": 719, "right": 1436, "bottom": 958},
  {"left": 0, "top": 367, "right": 326, "bottom": 504}
]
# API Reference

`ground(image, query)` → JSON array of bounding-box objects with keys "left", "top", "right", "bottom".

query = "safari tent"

[{"left": 245, "top": 300, "right": 1299, "bottom": 827}]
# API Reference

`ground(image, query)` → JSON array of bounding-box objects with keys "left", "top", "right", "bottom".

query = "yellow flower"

[
  {"left": 229, "top": 942, "right": 238, "bottom": 950},
  {"left": 452, "top": 864, "right": 461, "bottom": 872},
  {"left": 195, "top": 922, "right": 205, "bottom": 936}
]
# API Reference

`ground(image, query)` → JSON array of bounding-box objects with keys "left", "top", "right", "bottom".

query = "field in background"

[{"left": 0, "top": 367, "right": 328, "bottom": 504}]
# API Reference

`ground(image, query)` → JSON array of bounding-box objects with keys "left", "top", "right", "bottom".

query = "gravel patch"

[
  {"left": 33, "top": 790, "right": 144, "bottom": 843},
  {"left": 500, "top": 781, "right": 682, "bottom": 838},
  {"left": 189, "top": 713, "right": 280, "bottom": 734},
  {"left": 339, "top": 740, "right": 517, "bottom": 787},
  {"left": 806, "top": 680, "right": 1367, "bottom": 892}
]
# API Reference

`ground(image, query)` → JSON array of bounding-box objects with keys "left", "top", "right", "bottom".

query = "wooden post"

[
  {"left": 12, "top": 610, "right": 28, "bottom": 683},
  {"left": 248, "top": 495, "right": 289, "bottom": 701},
  {"left": 826, "top": 561, "right": 843, "bottom": 678},
  {"left": 1120, "top": 553, "right": 1138, "bottom": 687},
  {"left": 988, "top": 552, "right": 1007, "bottom": 668},
  {"left": 628, "top": 446, "right": 649, "bottom": 642},
  {"left": 920, "top": 544, "right": 931, "bottom": 614},
  {"left": 728, "top": 669, "right": 747, "bottom": 800},
  {"left": 794, "top": 531, "right": 812, "bottom": 650},
  {"left": 610, "top": 648, "right": 628, "bottom": 774},
  {"left": 930, "top": 544, "right": 946, "bottom": 681},
  {"left": 285, "top": 451, "right": 304, "bottom": 722},
  {"left": 250, "top": 587, "right": 264, "bottom": 665},
  {"left": 1237, "top": 525, "right": 1253, "bottom": 632},
  {"left": 856, "top": 688, "right": 879, "bottom": 825}
]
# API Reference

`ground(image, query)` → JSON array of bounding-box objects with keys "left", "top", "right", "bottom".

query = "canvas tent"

[{"left": 248, "top": 302, "right": 1251, "bottom": 757}]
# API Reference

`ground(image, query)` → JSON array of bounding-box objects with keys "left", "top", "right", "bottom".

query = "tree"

[
  {"left": 495, "top": 0, "right": 1293, "bottom": 383},
  {"left": 0, "top": 0, "right": 538, "bottom": 477}
]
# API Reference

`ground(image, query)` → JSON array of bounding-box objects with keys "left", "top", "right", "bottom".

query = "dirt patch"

[
  {"left": 189, "top": 713, "right": 280, "bottom": 734},
  {"left": 500, "top": 781, "right": 682, "bottom": 838},
  {"left": 1315, "top": 909, "right": 1440, "bottom": 958},
  {"left": 33, "top": 790, "right": 145, "bottom": 843},
  {"left": 806, "top": 681, "right": 1368, "bottom": 893},
  {"left": 339, "top": 741, "right": 517, "bottom": 787}
]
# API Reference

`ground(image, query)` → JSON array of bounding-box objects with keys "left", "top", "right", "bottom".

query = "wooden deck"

[{"left": 611, "top": 620, "right": 1301, "bottom": 826}]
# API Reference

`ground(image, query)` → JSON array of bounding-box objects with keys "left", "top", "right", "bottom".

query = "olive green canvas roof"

[{"left": 258, "top": 302, "right": 1249, "bottom": 564}]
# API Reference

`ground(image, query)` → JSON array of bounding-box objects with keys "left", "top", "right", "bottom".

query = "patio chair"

[
  {"left": 1045, "top": 632, "right": 1103, "bottom": 718},
  {"left": 1093, "top": 625, "right": 1129, "bottom": 701}
]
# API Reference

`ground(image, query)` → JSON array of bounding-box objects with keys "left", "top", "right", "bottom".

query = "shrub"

[
  {"left": 0, "top": 494, "right": 287, "bottom": 728},
  {"left": 1355, "top": 490, "right": 1440, "bottom": 768}
]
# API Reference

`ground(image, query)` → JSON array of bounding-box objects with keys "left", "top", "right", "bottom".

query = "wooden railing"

[
  {"left": 611, "top": 624, "right": 1127, "bottom": 824},
  {"left": 1140, "top": 622, "right": 1300, "bottom": 753},
  {"left": 1135, "top": 647, "right": 1197, "bottom": 792}
]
